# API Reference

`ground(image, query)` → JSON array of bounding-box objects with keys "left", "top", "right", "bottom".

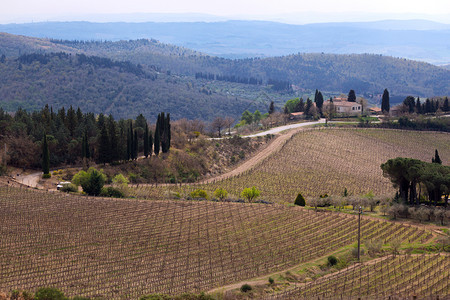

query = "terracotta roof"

[
  {"left": 290, "top": 112, "right": 304, "bottom": 116},
  {"left": 369, "top": 107, "right": 382, "bottom": 112},
  {"left": 334, "top": 101, "right": 361, "bottom": 107}
]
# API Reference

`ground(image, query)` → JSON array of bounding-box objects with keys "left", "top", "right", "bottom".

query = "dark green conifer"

[
  {"left": 348, "top": 89, "right": 356, "bottom": 102},
  {"left": 432, "top": 149, "right": 442, "bottom": 164},
  {"left": 144, "top": 123, "right": 149, "bottom": 158},
  {"left": 381, "top": 89, "right": 390, "bottom": 113},
  {"left": 42, "top": 134, "right": 50, "bottom": 176}
]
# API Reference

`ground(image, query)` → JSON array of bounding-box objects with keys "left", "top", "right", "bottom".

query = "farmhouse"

[
  {"left": 324, "top": 97, "right": 362, "bottom": 115},
  {"left": 289, "top": 112, "right": 304, "bottom": 120}
]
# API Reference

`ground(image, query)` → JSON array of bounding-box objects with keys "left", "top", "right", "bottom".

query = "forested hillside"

[
  {"left": 0, "top": 52, "right": 264, "bottom": 121},
  {"left": 1, "top": 33, "right": 448, "bottom": 97}
]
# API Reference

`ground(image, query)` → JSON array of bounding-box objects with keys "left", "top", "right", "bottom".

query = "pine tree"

[
  {"left": 98, "top": 123, "right": 110, "bottom": 164},
  {"left": 108, "top": 115, "right": 118, "bottom": 162},
  {"left": 82, "top": 130, "right": 90, "bottom": 159},
  {"left": 144, "top": 123, "right": 149, "bottom": 158},
  {"left": 42, "top": 134, "right": 50, "bottom": 176},
  {"left": 66, "top": 105, "right": 77, "bottom": 137},
  {"left": 381, "top": 89, "right": 390, "bottom": 113},
  {"left": 432, "top": 149, "right": 442, "bottom": 164},
  {"left": 348, "top": 90, "right": 356, "bottom": 102}
]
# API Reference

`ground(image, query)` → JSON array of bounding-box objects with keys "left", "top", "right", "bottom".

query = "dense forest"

[
  {"left": 0, "top": 52, "right": 265, "bottom": 121},
  {"left": 1, "top": 33, "right": 449, "bottom": 98}
]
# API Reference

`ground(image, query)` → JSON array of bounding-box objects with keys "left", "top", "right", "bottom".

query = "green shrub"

[
  {"left": 60, "top": 183, "right": 78, "bottom": 193},
  {"left": 100, "top": 187, "right": 125, "bottom": 198},
  {"left": 190, "top": 189, "right": 208, "bottom": 199},
  {"left": 72, "top": 297, "right": 90, "bottom": 300},
  {"left": 268, "top": 277, "right": 275, "bottom": 284},
  {"left": 294, "top": 193, "right": 306, "bottom": 206},
  {"left": 214, "top": 188, "right": 228, "bottom": 200},
  {"left": 327, "top": 255, "right": 338, "bottom": 266},
  {"left": 241, "top": 186, "right": 260, "bottom": 202},
  {"left": 240, "top": 284, "right": 252, "bottom": 293},
  {"left": 34, "top": 287, "right": 66, "bottom": 300},
  {"left": 42, "top": 173, "right": 51, "bottom": 179},
  {"left": 72, "top": 168, "right": 106, "bottom": 196}
]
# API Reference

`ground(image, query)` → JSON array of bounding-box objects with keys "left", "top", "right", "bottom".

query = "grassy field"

[
  {"left": 135, "top": 128, "right": 450, "bottom": 203},
  {"left": 0, "top": 186, "right": 435, "bottom": 299}
]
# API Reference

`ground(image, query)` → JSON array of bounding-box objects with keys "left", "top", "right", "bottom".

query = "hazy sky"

[{"left": 2, "top": 0, "right": 450, "bottom": 23}]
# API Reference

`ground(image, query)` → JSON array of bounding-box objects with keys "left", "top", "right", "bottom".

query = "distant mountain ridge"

[{"left": 0, "top": 20, "right": 449, "bottom": 63}]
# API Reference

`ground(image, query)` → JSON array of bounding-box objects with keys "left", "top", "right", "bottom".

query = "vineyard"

[
  {"left": 268, "top": 254, "right": 449, "bottom": 299},
  {"left": 132, "top": 129, "right": 450, "bottom": 203},
  {"left": 0, "top": 186, "right": 436, "bottom": 299}
]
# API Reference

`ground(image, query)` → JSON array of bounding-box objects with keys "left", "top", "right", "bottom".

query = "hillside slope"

[
  {"left": 151, "top": 129, "right": 450, "bottom": 203},
  {"left": 0, "top": 33, "right": 449, "bottom": 97},
  {"left": 0, "top": 52, "right": 264, "bottom": 121}
]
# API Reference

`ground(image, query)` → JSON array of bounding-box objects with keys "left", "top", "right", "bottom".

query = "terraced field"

[
  {"left": 268, "top": 254, "right": 449, "bottom": 299},
  {"left": 0, "top": 186, "right": 434, "bottom": 299},
  {"left": 134, "top": 128, "right": 450, "bottom": 203}
]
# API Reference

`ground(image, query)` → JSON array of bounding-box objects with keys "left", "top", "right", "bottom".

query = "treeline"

[
  {"left": 0, "top": 105, "right": 170, "bottom": 169},
  {"left": 195, "top": 72, "right": 262, "bottom": 85},
  {"left": 267, "top": 79, "right": 292, "bottom": 92},
  {"left": 17, "top": 52, "right": 150, "bottom": 78},
  {"left": 402, "top": 96, "right": 449, "bottom": 114},
  {"left": 381, "top": 156, "right": 449, "bottom": 206}
]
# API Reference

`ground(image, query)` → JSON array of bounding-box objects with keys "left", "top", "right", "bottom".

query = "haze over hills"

[{"left": 1, "top": 19, "right": 450, "bottom": 64}]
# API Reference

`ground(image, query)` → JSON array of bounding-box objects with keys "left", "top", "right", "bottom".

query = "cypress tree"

[
  {"left": 160, "top": 112, "right": 167, "bottom": 153},
  {"left": 42, "top": 134, "right": 50, "bottom": 176},
  {"left": 144, "top": 123, "right": 149, "bottom": 158},
  {"left": 315, "top": 91, "right": 324, "bottom": 112},
  {"left": 154, "top": 114, "right": 160, "bottom": 156},
  {"left": 381, "top": 89, "right": 390, "bottom": 113},
  {"left": 432, "top": 149, "right": 442, "bottom": 164},
  {"left": 348, "top": 90, "right": 356, "bottom": 102},
  {"left": 416, "top": 98, "right": 422, "bottom": 114},
  {"left": 443, "top": 97, "right": 449, "bottom": 112},
  {"left": 165, "top": 113, "right": 171, "bottom": 152},
  {"left": 126, "top": 128, "right": 131, "bottom": 160},
  {"left": 133, "top": 130, "right": 138, "bottom": 160},
  {"left": 305, "top": 98, "right": 313, "bottom": 115},
  {"left": 149, "top": 131, "right": 153, "bottom": 157},
  {"left": 268, "top": 101, "right": 275, "bottom": 114}
]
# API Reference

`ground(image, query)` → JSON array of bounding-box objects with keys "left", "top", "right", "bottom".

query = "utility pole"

[{"left": 357, "top": 206, "right": 362, "bottom": 262}]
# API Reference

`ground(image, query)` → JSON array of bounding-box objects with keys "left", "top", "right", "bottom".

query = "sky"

[{"left": 1, "top": 0, "right": 450, "bottom": 24}]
